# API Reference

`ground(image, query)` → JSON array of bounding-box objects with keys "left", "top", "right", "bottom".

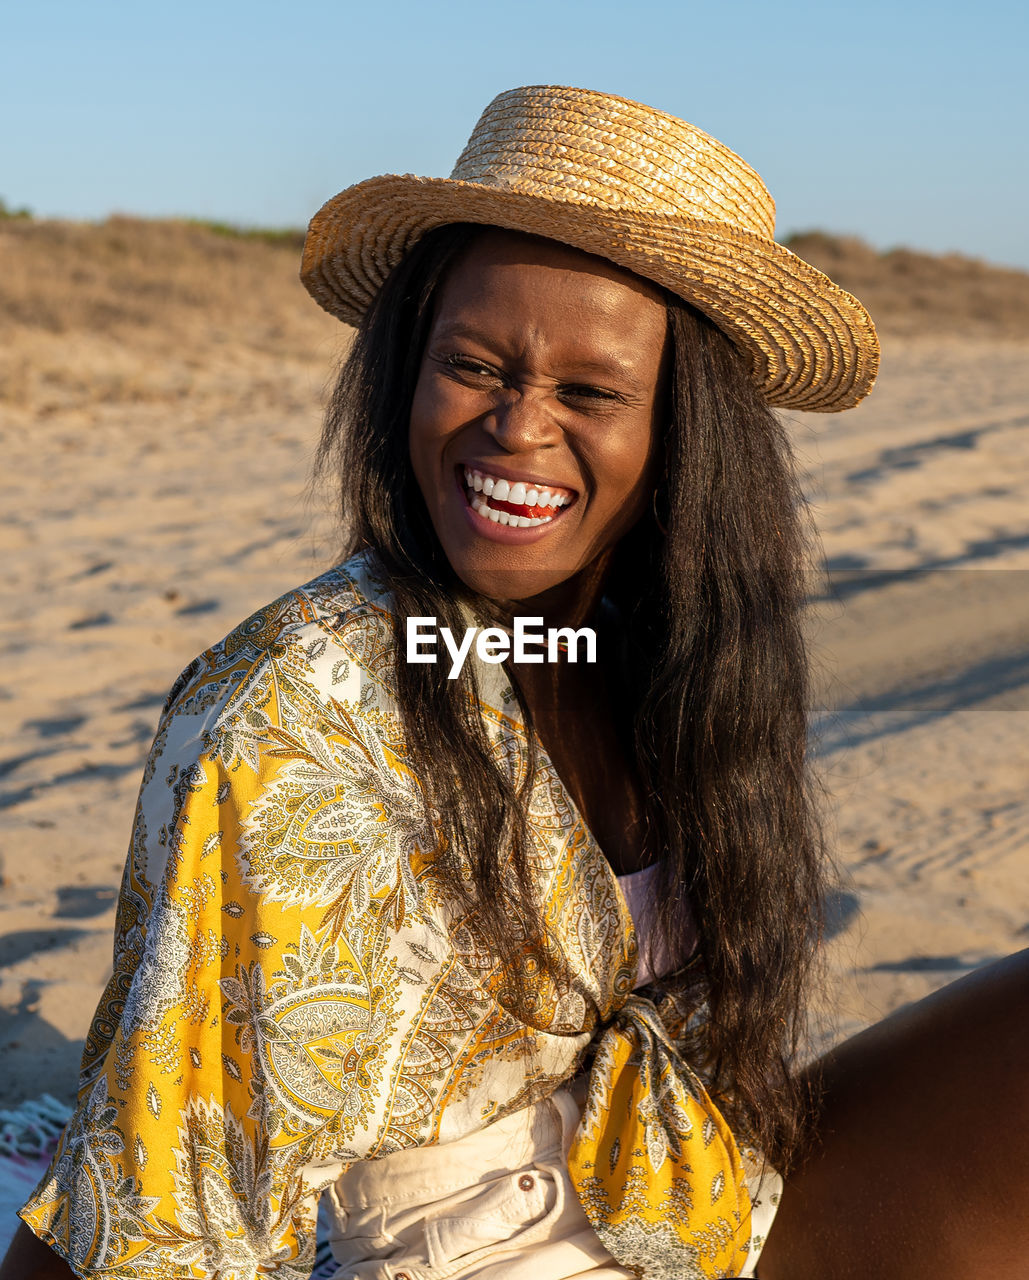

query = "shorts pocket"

[
  {"left": 424, "top": 1167, "right": 557, "bottom": 1271},
  {"left": 326, "top": 1201, "right": 405, "bottom": 1269}
]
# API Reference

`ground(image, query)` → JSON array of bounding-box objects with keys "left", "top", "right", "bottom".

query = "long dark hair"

[{"left": 317, "top": 223, "right": 827, "bottom": 1169}]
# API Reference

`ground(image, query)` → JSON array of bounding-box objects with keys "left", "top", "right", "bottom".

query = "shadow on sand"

[{"left": 813, "top": 646, "right": 1029, "bottom": 757}]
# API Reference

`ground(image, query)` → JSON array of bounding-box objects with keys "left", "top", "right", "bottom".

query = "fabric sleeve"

[{"left": 17, "top": 631, "right": 471, "bottom": 1278}]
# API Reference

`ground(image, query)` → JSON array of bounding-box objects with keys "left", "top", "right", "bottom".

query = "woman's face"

[{"left": 408, "top": 230, "right": 669, "bottom": 605}]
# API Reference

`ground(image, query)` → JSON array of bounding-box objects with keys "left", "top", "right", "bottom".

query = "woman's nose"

[{"left": 483, "top": 387, "right": 561, "bottom": 453}]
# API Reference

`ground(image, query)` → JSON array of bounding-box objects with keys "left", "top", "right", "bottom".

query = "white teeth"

[
  {"left": 463, "top": 468, "right": 573, "bottom": 514},
  {"left": 470, "top": 499, "right": 552, "bottom": 528}
]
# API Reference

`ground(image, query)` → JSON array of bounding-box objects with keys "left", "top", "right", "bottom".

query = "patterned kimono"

[{"left": 20, "top": 551, "right": 757, "bottom": 1279}]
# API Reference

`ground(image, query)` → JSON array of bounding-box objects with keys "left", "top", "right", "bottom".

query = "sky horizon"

[{"left": 4, "top": 0, "right": 1027, "bottom": 271}]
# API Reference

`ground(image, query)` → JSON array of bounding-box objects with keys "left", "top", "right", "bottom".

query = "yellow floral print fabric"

[{"left": 20, "top": 552, "right": 754, "bottom": 1279}]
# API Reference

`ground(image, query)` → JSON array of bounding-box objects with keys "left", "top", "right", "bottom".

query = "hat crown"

[{"left": 450, "top": 85, "right": 776, "bottom": 239}]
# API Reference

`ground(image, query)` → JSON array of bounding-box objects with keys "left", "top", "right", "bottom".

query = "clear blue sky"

[{"left": 4, "top": 0, "right": 1027, "bottom": 267}]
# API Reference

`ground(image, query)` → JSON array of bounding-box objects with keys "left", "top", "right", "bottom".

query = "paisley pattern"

[{"left": 20, "top": 551, "right": 755, "bottom": 1278}]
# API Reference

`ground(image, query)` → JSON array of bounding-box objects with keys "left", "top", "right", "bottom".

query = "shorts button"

[
  {"left": 395, "top": 1272, "right": 411, "bottom": 1280},
  {"left": 518, "top": 1174, "right": 535, "bottom": 1191}
]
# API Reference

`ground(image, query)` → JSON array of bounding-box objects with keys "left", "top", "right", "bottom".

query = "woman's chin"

[{"left": 449, "top": 560, "right": 583, "bottom": 608}]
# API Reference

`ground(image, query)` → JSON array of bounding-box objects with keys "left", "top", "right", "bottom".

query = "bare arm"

[
  {"left": 0, "top": 1223, "right": 78, "bottom": 1280},
  {"left": 759, "top": 948, "right": 1029, "bottom": 1279}
]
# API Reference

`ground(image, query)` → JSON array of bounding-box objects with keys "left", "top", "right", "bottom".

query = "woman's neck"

[
  {"left": 490, "top": 550, "right": 614, "bottom": 634},
  {"left": 501, "top": 579, "right": 656, "bottom": 877}
]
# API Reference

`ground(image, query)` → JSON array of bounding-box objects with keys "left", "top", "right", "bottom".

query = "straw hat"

[{"left": 301, "top": 85, "right": 879, "bottom": 412}]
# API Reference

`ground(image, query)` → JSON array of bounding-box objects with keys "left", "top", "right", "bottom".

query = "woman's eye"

[
  {"left": 559, "top": 384, "right": 618, "bottom": 405},
  {"left": 441, "top": 355, "right": 503, "bottom": 382}
]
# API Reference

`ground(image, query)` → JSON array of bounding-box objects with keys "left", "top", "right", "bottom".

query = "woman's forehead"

[
  {"left": 424, "top": 234, "right": 665, "bottom": 376},
  {"left": 442, "top": 226, "right": 667, "bottom": 308},
  {"left": 429, "top": 227, "right": 669, "bottom": 369}
]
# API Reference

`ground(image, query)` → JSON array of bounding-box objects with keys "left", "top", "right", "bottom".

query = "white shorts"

[{"left": 322, "top": 1081, "right": 780, "bottom": 1279}]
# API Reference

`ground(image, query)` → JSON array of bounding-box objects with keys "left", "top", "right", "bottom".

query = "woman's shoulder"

[
  {"left": 128, "top": 548, "right": 410, "bottom": 890},
  {"left": 161, "top": 548, "right": 400, "bottom": 728}
]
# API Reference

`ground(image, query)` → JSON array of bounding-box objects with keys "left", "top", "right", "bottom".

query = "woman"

[{"left": 4, "top": 85, "right": 1027, "bottom": 1280}]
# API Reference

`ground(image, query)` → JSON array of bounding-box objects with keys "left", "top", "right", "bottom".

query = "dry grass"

[
  {"left": 0, "top": 217, "right": 343, "bottom": 416},
  {"left": 2, "top": 217, "right": 1026, "bottom": 416},
  {"left": 784, "top": 232, "right": 1029, "bottom": 339}
]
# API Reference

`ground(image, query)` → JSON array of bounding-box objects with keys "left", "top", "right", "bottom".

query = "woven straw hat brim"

[{"left": 301, "top": 173, "right": 880, "bottom": 413}]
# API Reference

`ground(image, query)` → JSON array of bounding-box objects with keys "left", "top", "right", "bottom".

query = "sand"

[
  {"left": 794, "top": 336, "right": 1029, "bottom": 1047},
  {"left": 1, "top": 224, "right": 1027, "bottom": 1107}
]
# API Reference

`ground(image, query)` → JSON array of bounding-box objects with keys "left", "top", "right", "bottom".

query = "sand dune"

[{"left": 1, "top": 218, "right": 1027, "bottom": 1102}]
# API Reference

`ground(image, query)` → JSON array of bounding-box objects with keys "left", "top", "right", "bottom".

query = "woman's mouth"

[{"left": 459, "top": 466, "right": 577, "bottom": 528}]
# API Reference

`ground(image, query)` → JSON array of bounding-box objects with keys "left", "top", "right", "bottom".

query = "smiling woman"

[
  {"left": 5, "top": 84, "right": 1028, "bottom": 1280},
  {"left": 408, "top": 231, "right": 668, "bottom": 600}
]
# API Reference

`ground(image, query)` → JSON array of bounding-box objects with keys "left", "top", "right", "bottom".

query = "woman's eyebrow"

[
  {"left": 429, "top": 320, "right": 495, "bottom": 345},
  {"left": 556, "top": 355, "right": 642, "bottom": 384}
]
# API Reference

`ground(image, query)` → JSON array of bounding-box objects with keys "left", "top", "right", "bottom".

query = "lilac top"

[{"left": 616, "top": 862, "right": 698, "bottom": 988}]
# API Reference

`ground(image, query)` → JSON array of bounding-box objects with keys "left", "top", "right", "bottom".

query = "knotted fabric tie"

[{"left": 568, "top": 995, "right": 753, "bottom": 1279}]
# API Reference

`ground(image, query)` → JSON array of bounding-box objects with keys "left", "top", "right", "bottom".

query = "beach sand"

[
  {"left": 1, "top": 221, "right": 1027, "bottom": 1105},
  {"left": 794, "top": 335, "right": 1029, "bottom": 1047}
]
